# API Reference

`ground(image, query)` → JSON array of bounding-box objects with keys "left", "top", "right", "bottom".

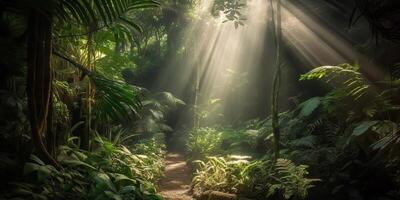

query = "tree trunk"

[
  {"left": 80, "top": 26, "right": 96, "bottom": 150},
  {"left": 26, "top": 9, "right": 59, "bottom": 167},
  {"left": 193, "top": 42, "right": 200, "bottom": 131},
  {"left": 46, "top": 90, "right": 56, "bottom": 157},
  {"left": 270, "top": 0, "right": 282, "bottom": 161}
]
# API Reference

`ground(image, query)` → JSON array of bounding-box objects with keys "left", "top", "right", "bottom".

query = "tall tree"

[
  {"left": 2, "top": 0, "right": 159, "bottom": 165},
  {"left": 270, "top": 0, "right": 282, "bottom": 161},
  {"left": 26, "top": 6, "right": 59, "bottom": 166}
]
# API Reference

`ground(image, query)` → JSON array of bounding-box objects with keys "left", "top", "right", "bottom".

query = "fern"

[
  {"left": 352, "top": 120, "right": 400, "bottom": 153},
  {"left": 306, "top": 117, "right": 325, "bottom": 134},
  {"left": 269, "top": 159, "right": 319, "bottom": 199},
  {"left": 300, "top": 64, "right": 398, "bottom": 120},
  {"left": 390, "top": 63, "right": 400, "bottom": 80},
  {"left": 300, "top": 64, "right": 370, "bottom": 100},
  {"left": 239, "top": 157, "right": 319, "bottom": 200}
]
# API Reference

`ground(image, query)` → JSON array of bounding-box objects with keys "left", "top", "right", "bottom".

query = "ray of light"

[
  {"left": 157, "top": 0, "right": 269, "bottom": 105},
  {"left": 154, "top": 0, "right": 386, "bottom": 125},
  {"left": 281, "top": 0, "right": 384, "bottom": 86}
]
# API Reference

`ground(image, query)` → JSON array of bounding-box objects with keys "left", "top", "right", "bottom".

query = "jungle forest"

[{"left": 0, "top": 0, "right": 400, "bottom": 199}]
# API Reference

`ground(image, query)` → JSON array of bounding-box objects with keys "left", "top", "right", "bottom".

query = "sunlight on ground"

[
  {"left": 159, "top": 153, "right": 193, "bottom": 200},
  {"left": 165, "top": 162, "right": 187, "bottom": 172}
]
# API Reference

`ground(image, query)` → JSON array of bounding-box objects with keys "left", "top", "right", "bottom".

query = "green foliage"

[
  {"left": 298, "top": 97, "right": 321, "bottom": 117},
  {"left": 351, "top": 120, "right": 400, "bottom": 155},
  {"left": 92, "top": 72, "right": 142, "bottom": 123},
  {"left": 187, "top": 126, "right": 261, "bottom": 163},
  {"left": 300, "top": 64, "right": 397, "bottom": 122},
  {"left": 352, "top": 121, "right": 378, "bottom": 136},
  {"left": 270, "top": 159, "right": 318, "bottom": 199},
  {"left": 135, "top": 92, "right": 185, "bottom": 135},
  {"left": 187, "top": 128, "right": 223, "bottom": 162},
  {"left": 300, "top": 64, "right": 369, "bottom": 100},
  {"left": 192, "top": 155, "right": 317, "bottom": 200},
  {"left": 0, "top": 89, "right": 30, "bottom": 143},
  {"left": 187, "top": 118, "right": 318, "bottom": 199},
  {"left": 53, "top": 0, "right": 160, "bottom": 29},
  {"left": 241, "top": 158, "right": 318, "bottom": 200},
  {"left": 211, "top": 0, "right": 247, "bottom": 28},
  {"left": 2, "top": 135, "right": 165, "bottom": 200},
  {"left": 187, "top": 63, "right": 400, "bottom": 200},
  {"left": 197, "top": 98, "right": 224, "bottom": 126},
  {"left": 192, "top": 156, "right": 250, "bottom": 195},
  {"left": 286, "top": 63, "right": 400, "bottom": 199}
]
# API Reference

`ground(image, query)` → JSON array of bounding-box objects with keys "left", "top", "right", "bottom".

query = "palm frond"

[
  {"left": 92, "top": 72, "right": 142, "bottom": 122},
  {"left": 300, "top": 64, "right": 372, "bottom": 100},
  {"left": 59, "top": 0, "right": 160, "bottom": 27}
]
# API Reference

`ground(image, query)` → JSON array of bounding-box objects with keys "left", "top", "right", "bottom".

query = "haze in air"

[{"left": 0, "top": 0, "right": 399, "bottom": 200}]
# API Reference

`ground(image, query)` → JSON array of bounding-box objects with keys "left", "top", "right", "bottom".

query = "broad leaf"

[{"left": 352, "top": 121, "right": 378, "bottom": 136}]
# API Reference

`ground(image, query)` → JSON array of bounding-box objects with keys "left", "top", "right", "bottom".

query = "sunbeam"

[
  {"left": 156, "top": 0, "right": 388, "bottom": 126},
  {"left": 156, "top": 0, "right": 270, "bottom": 124},
  {"left": 1, "top": 0, "right": 400, "bottom": 199}
]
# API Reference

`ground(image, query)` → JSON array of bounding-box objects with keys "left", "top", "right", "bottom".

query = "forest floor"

[{"left": 158, "top": 152, "right": 193, "bottom": 200}]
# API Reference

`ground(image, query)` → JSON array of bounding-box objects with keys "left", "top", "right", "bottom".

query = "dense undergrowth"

[
  {"left": 1, "top": 133, "right": 165, "bottom": 200},
  {"left": 0, "top": 89, "right": 183, "bottom": 199},
  {"left": 186, "top": 64, "right": 400, "bottom": 200}
]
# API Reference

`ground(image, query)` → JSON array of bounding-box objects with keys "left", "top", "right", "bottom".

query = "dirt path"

[{"left": 158, "top": 152, "right": 193, "bottom": 200}]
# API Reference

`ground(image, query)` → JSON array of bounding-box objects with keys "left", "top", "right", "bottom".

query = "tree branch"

[{"left": 53, "top": 50, "right": 93, "bottom": 77}]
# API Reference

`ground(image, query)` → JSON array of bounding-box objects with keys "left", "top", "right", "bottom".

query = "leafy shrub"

[
  {"left": 241, "top": 158, "right": 319, "bottom": 200},
  {"left": 187, "top": 128, "right": 223, "bottom": 162},
  {"left": 192, "top": 155, "right": 317, "bottom": 200},
  {"left": 2, "top": 135, "right": 165, "bottom": 200},
  {"left": 186, "top": 126, "right": 261, "bottom": 163},
  {"left": 192, "top": 156, "right": 250, "bottom": 196},
  {"left": 134, "top": 92, "right": 185, "bottom": 135},
  {"left": 292, "top": 64, "right": 400, "bottom": 199}
]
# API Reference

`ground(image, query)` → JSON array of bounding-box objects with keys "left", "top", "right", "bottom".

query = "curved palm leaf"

[
  {"left": 58, "top": 0, "right": 160, "bottom": 30},
  {"left": 92, "top": 72, "right": 142, "bottom": 122},
  {"left": 300, "top": 64, "right": 371, "bottom": 100},
  {"left": 53, "top": 51, "right": 141, "bottom": 122},
  {"left": 2, "top": 0, "right": 159, "bottom": 38}
]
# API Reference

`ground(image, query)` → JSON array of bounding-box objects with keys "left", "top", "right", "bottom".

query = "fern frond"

[
  {"left": 271, "top": 159, "right": 319, "bottom": 199},
  {"left": 306, "top": 117, "right": 325, "bottom": 134},
  {"left": 300, "top": 65, "right": 371, "bottom": 100}
]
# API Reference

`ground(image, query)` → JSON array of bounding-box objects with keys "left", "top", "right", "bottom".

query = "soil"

[{"left": 158, "top": 152, "right": 194, "bottom": 200}]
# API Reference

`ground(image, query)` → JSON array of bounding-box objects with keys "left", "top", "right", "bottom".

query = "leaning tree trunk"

[{"left": 26, "top": 10, "right": 59, "bottom": 167}]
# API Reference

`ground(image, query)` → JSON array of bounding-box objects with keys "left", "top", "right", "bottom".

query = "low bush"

[
  {"left": 192, "top": 155, "right": 318, "bottom": 200},
  {"left": 1, "top": 135, "right": 166, "bottom": 200}
]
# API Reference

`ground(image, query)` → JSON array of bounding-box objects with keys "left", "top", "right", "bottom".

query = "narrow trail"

[{"left": 158, "top": 152, "right": 193, "bottom": 200}]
